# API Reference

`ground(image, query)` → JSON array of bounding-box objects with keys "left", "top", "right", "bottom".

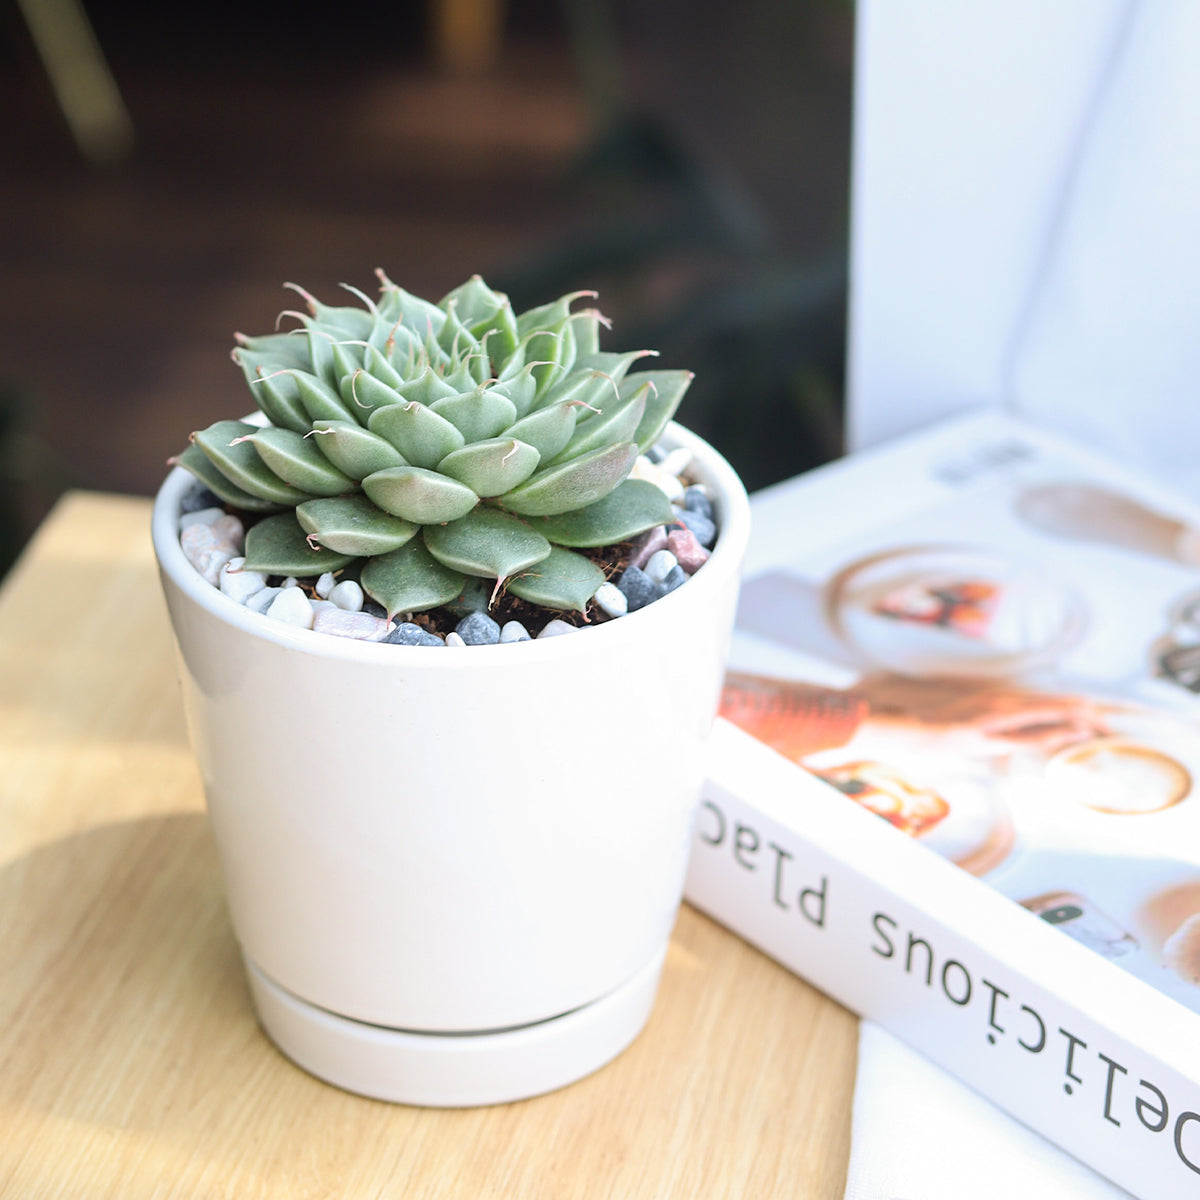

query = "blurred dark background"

[{"left": 0, "top": 0, "right": 853, "bottom": 574}]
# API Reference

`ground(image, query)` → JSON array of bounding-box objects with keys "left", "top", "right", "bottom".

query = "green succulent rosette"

[{"left": 172, "top": 273, "right": 693, "bottom": 617}]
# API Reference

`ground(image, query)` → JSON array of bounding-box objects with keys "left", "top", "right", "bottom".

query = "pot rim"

[{"left": 152, "top": 420, "right": 751, "bottom": 666}]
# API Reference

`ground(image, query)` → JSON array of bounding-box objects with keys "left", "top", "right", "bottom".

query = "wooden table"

[{"left": 0, "top": 492, "right": 857, "bottom": 1199}]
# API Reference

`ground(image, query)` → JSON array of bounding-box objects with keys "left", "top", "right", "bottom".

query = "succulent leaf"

[
  {"left": 429, "top": 386, "right": 517, "bottom": 443},
  {"left": 361, "top": 538, "right": 467, "bottom": 619},
  {"left": 621, "top": 369, "right": 694, "bottom": 451},
  {"left": 296, "top": 495, "right": 418, "bottom": 556},
  {"left": 368, "top": 402, "right": 465, "bottom": 468},
  {"left": 362, "top": 465, "right": 479, "bottom": 524},
  {"left": 504, "top": 401, "right": 579, "bottom": 461},
  {"left": 551, "top": 382, "right": 648, "bottom": 463},
  {"left": 193, "top": 421, "right": 311, "bottom": 505},
  {"left": 242, "top": 511, "right": 355, "bottom": 574},
  {"left": 171, "top": 443, "right": 282, "bottom": 512},
  {"left": 290, "top": 370, "right": 358, "bottom": 424},
  {"left": 247, "top": 369, "right": 311, "bottom": 434},
  {"left": 528, "top": 479, "right": 674, "bottom": 548},
  {"left": 345, "top": 368, "right": 404, "bottom": 415},
  {"left": 506, "top": 546, "right": 606, "bottom": 613},
  {"left": 497, "top": 441, "right": 638, "bottom": 517},
  {"left": 437, "top": 438, "right": 540, "bottom": 497},
  {"left": 242, "top": 427, "right": 354, "bottom": 496},
  {"left": 308, "top": 421, "right": 406, "bottom": 479},
  {"left": 423, "top": 507, "right": 551, "bottom": 579}
]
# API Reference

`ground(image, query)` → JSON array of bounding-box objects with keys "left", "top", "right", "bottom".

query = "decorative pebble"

[
  {"left": 631, "top": 457, "right": 685, "bottom": 502},
  {"left": 281, "top": 577, "right": 299, "bottom": 590},
  {"left": 311, "top": 599, "right": 338, "bottom": 617},
  {"left": 500, "top": 620, "right": 531, "bottom": 643},
  {"left": 266, "top": 586, "right": 314, "bottom": 629},
  {"left": 538, "top": 619, "right": 578, "bottom": 638},
  {"left": 630, "top": 526, "right": 669, "bottom": 570},
  {"left": 245, "top": 586, "right": 280, "bottom": 614},
  {"left": 312, "top": 609, "right": 390, "bottom": 641},
  {"left": 456, "top": 611, "right": 501, "bottom": 645},
  {"left": 617, "top": 566, "right": 659, "bottom": 612},
  {"left": 329, "top": 579, "right": 364, "bottom": 612},
  {"left": 675, "top": 508, "right": 716, "bottom": 548},
  {"left": 315, "top": 572, "right": 337, "bottom": 599},
  {"left": 593, "top": 581, "right": 628, "bottom": 618},
  {"left": 682, "top": 485, "right": 714, "bottom": 521},
  {"left": 644, "top": 445, "right": 666, "bottom": 465},
  {"left": 180, "top": 522, "right": 238, "bottom": 585},
  {"left": 363, "top": 599, "right": 388, "bottom": 619},
  {"left": 445, "top": 631, "right": 467, "bottom": 647},
  {"left": 644, "top": 549, "right": 679, "bottom": 585},
  {"left": 218, "top": 557, "right": 267, "bottom": 604},
  {"left": 384, "top": 622, "right": 445, "bottom": 647},
  {"left": 667, "top": 526, "right": 709, "bottom": 573},
  {"left": 178, "top": 506, "right": 226, "bottom": 531},
  {"left": 211, "top": 513, "right": 245, "bottom": 548},
  {"left": 662, "top": 564, "right": 689, "bottom": 593},
  {"left": 180, "top": 485, "right": 221, "bottom": 514},
  {"left": 659, "top": 446, "right": 693, "bottom": 478}
]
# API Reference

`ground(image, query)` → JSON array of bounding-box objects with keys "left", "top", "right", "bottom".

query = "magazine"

[{"left": 685, "top": 412, "right": 1200, "bottom": 1200}]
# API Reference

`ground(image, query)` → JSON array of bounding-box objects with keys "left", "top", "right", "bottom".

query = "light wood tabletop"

[{"left": 0, "top": 491, "right": 857, "bottom": 1200}]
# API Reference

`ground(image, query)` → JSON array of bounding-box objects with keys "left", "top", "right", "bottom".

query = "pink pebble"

[
  {"left": 668, "top": 527, "right": 709, "bottom": 573},
  {"left": 180, "top": 522, "right": 238, "bottom": 585},
  {"left": 630, "top": 526, "right": 669, "bottom": 570}
]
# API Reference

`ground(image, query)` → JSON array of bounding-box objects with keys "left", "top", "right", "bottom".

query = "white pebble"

[
  {"left": 500, "top": 621, "right": 531, "bottom": 643},
  {"left": 315, "top": 572, "right": 337, "bottom": 599},
  {"left": 245, "top": 586, "right": 280, "bottom": 614},
  {"left": 281, "top": 577, "right": 299, "bottom": 590},
  {"left": 266, "top": 586, "right": 314, "bottom": 629},
  {"left": 311, "top": 599, "right": 338, "bottom": 617},
  {"left": 312, "top": 609, "right": 390, "bottom": 641},
  {"left": 178, "top": 506, "right": 225, "bottom": 531},
  {"left": 659, "top": 446, "right": 692, "bottom": 478},
  {"left": 645, "top": 549, "right": 679, "bottom": 585},
  {"left": 329, "top": 579, "right": 364, "bottom": 612},
  {"left": 593, "top": 581, "right": 628, "bottom": 618},
  {"left": 538, "top": 619, "right": 578, "bottom": 638},
  {"left": 631, "top": 456, "right": 684, "bottom": 502},
  {"left": 218, "top": 557, "right": 267, "bottom": 604},
  {"left": 445, "top": 631, "right": 467, "bottom": 647}
]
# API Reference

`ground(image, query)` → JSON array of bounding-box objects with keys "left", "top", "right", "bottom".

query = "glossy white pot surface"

[{"left": 153, "top": 423, "right": 749, "bottom": 1033}]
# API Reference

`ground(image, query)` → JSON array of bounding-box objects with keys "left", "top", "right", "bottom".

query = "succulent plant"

[{"left": 172, "top": 273, "right": 693, "bottom": 617}]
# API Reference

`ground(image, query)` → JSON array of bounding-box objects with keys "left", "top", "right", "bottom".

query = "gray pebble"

[
  {"left": 663, "top": 564, "right": 688, "bottom": 593},
  {"left": 180, "top": 486, "right": 221, "bottom": 514},
  {"left": 676, "top": 508, "right": 716, "bottom": 548},
  {"left": 363, "top": 599, "right": 388, "bottom": 619},
  {"left": 617, "top": 566, "right": 660, "bottom": 612},
  {"left": 644, "top": 445, "right": 666, "bottom": 464},
  {"left": 384, "top": 622, "right": 445, "bottom": 647},
  {"left": 456, "top": 611, "right": 501, "bottom": 645},
  {"left": 682, "top": 486, "right": 714, "bottom": 521}
]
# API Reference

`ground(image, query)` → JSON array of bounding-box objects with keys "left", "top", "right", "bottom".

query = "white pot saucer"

[{"left": 244, "top": 949, "right": 666, "bottom": 1107}]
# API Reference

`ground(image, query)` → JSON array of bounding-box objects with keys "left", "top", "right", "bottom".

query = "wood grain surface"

[{"left": 0, "top": 492, "right": 857, "bottom": 1200}]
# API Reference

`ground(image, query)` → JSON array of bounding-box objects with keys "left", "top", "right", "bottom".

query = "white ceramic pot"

[{"left": 152, "top": 421, "right": 750, "bottom": 1105}]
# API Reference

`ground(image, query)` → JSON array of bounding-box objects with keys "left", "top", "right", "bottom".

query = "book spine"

[{"left": 684, "top": 771, "right": 1200, "bottom": 1200}]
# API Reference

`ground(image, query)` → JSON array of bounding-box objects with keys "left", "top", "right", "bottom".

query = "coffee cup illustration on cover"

[{"left": 822, "top": 545, "right": 1087, "bottom": 679}]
